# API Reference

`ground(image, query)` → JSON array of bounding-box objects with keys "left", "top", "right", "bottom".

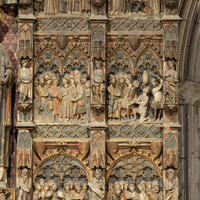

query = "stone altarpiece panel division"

[{"left": 0, "top": 0, "right": 181, "bottom": 200}]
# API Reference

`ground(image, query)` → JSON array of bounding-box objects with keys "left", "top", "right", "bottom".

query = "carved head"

[
  {"left": 133, "top": 80, "right": 140, "bottom": 89},
  {"left": 119, "top": 181, "right": 124, "bottom": 190},
  {"left": 95, "top": 168, "right": 102, "bottom": 180},
  {"left": 82, "top": 183, "right": 88, "bottom": 192},
  {"left": 39, "top": 178, "right": 45, "bottom": 186},
  {"left": 44, "top": 185, "right": 50, "bottom": 192},
  {"left": 129, "top": 184, "right": 135, "bottom": 193},
  {"left": 38, "top": 75, "right": 45, "bottom": 86},
  {"left": 168, "top": 60, "right": 176, "bottom": 70},
  {"left": 151, "top": 78, "right": 158, "bottom": 88},
  {"left": 62, "top": 77, "right": 70, "bottom": 88},
  {"left": 125, "top": 76, "right": 132, "bottom": 86},
  {"left": 81, "top": 74, "right": 88, "bottom": 84},
  {"left": 167, "top": 169, "right": 175, "bottom": 180},
  {"left": 143, "top": 86, "right": 151, "bottom": 95},
  {"left": 137, "top": 181, "right": 145, "bottom": 192},
  {"left": 94, "top": 59, "right": 103, "bottom": 69},
  {"left": 21, "top": 58, "right": 29, "bottom": 68},
  {"left": 114, "top": 187, "right": 121, "bottom": 197},
  {"left": 64, "top": 183, "right": 70, "bottom": 192},
  {"left": 52, "top": 77, "right": 60, "bottom": 87},
  {"left": 21, "top": 168, "right": 29, "bottom": 179},
  {"left": 146, "top": 182, "right": 152, "bottom": 189},
  {"left": 74, "top": 181, "right": 81, "bottom": 193},
  {"left": 52, "top": 183, "right": 58, "bottom": 192},
  {"left": 123, "top": 182, "right": 128, "bottom": 191}
]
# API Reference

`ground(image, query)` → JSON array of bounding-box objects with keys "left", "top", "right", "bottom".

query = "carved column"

[
  {"left": 16, "top": 2, "right": 35, "bottom": 199},
  {"left": 162, "top": 1, "right": 181, "bottom": 200},
  {"left": 89, "top": 1, "right": 108, "bottom": 199}
]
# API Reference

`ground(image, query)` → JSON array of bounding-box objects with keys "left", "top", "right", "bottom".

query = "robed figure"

[{"left": 0, "top": 44, "right": 14, "bottom": 188}]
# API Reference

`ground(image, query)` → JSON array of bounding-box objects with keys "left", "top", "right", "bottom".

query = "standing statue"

[
  {"left": 149, "top": 72, "right": 163, "bottom": 121},
  {"left": 164, "top": 169, "right": 178, "bottom": 200},
  {"left": 163, "top": 61, "right": 178, "bottom": 103},
  {"left": 89, "top": 169, "right": 105, "bottom": 200},
  {"left": 0, "top": 43, "right": 14, "bottom": 188},
  {"left": 92, "top": 60, "right": 105, "bottom": 104},
  {"left": 18, "top": 58, "right": 32, "bottom": 103},
  {"left": 17, "top": 168, "right": 31, "bottom": 200}
]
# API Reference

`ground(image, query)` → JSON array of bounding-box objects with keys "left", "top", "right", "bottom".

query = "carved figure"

[
  {"left": 146, "top": 189, "right": 154, "bottom": 200},
  {"left": 149, "top": 73, "right": 163, "bottom": 121},
  {"left": 137, "top": 181, "right": 148, "bottom": 200},
  {"left": 163, "top": 61, "right": 177, "bottom": 103},
  {"left": 92, "top": 60, "right": 105, "bottom": 103},
  {"left": 107, "top": 75, "right": 121, "bottom": 119},
  {"left": 52, "top": 183, "right": 59, "bottom": 200},
  {"left": 108, "top": 183, "right": 114, "bottom": 198},
  {"left": 164, "top": 169, "right": 178, "bottom": 200},
  {"left": 69, "top": 73, "right": 77, "bottom": 119},
  {"left": 107, "top": 187, "right": 121, "bottom": 200},
  {"left": 69, "top": 181, "right": 74, "bottom": 193},
  {"left": 152, "top": 181, "right": 162, "bottom": 200},
  {"left": 44, "top": 0, "right": 58, "bottom": 14},
  {"left": 72, "top": 181, "right": 84, "bottom": 198},
  {"left": 43, "top": 185, "right": 52, "bottom": 200},
  {"left": 130, "top": 86, "right": 151, "bottom": 122},
  {"left": 72, "top": 74, "right": 86, "bottom": 121},
  {"left": 89, "top": 169, "right": 105, "bottom": 200},
  {"left": 0, "top": 43, "right": 14, "bottom": 188},
  {"left": 17, "top": 168, "right": 31, "bottom": 200},
  {"left": 35, "top": 74, "right": 50, "bottom": 115},
  {"left": 128, "top": 184, "right": 139, "bottom": 199},
  {"left": 49, "top": 77, "right": 61, "bottom": 119},
  {"left": 119, "top": 75, "right": 132, "bottom": 120},
  {"left": 82, "top": 183, "right": 89, "bottom": 200},
  {"left": 58, "top": 76, "right": 71, "bottom": 121},
  {"left": 18, "top": 58, "right": 32, "bottom": 103}
]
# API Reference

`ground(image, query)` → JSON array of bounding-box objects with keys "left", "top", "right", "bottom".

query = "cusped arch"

[
  {"left": 34, "top": 44, "right": 62, "bottom": 75},
  {"left": 63, "top": 45, "right": 90, "bottom": 75},
  {"left": 106, "top": 150, "right": 161, "bottom": 183},
  {"left": 134, "top": 44, "right": 162, "bottom": 75},
  {"left": 33, "top": 150, "right": 90, "bottom": 186},
  {"left": 107, "top": 44, "right": 135, "bottom": 75}
]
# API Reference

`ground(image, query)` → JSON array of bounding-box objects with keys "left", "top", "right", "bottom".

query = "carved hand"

[{"left": 1, "top": 73, "right": 9, "bottom": 84}]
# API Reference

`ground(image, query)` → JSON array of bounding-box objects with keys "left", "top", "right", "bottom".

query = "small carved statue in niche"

[
  {"left": 0, "top": 43, "right": 14, "bottom": 188},
  {"left": 89, "top": 169, "right": 105, "bottom": 200},
  {"left": 164, "top": 169, "right": 178, "bottom": 200},
  {"left": 163, "top": 60, "right": 177, "bottom": 103},
  {"left": 107, "top": 187, "right": 121, "bottom": 200},
  {"left": 92, "top": 59, "right": 105, "bottom": 104},
  {"left": 149, "top": 72, "right": 163, "bottom": 121},
  {"left": 18, "top": 58, "right": 32, "bottom": 103},
  {"left": 129, "top": 86, "right": 151, "bottom": 122},
  {"left": 17, "top": 168, "right": 31, "bottom": 200}
]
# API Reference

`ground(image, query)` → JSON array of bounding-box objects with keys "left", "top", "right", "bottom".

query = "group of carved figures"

[
  {"left": 32, "top": 169, "right": 104, "bottom": 200},
  {"left": 107, "top": 61, "right": 177, "bottom": 122},
  {"left": 34, "top": 0, "right": 162, "bottom": 14},
  {"left": 108, "top": 169, "right": 178, "bottom": 200},
  {"left": 108, "top": 180, "right": 162, "bottom": 200},
  {"left": 34, "top": 70, "right": 89, "bottom": 121}
]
